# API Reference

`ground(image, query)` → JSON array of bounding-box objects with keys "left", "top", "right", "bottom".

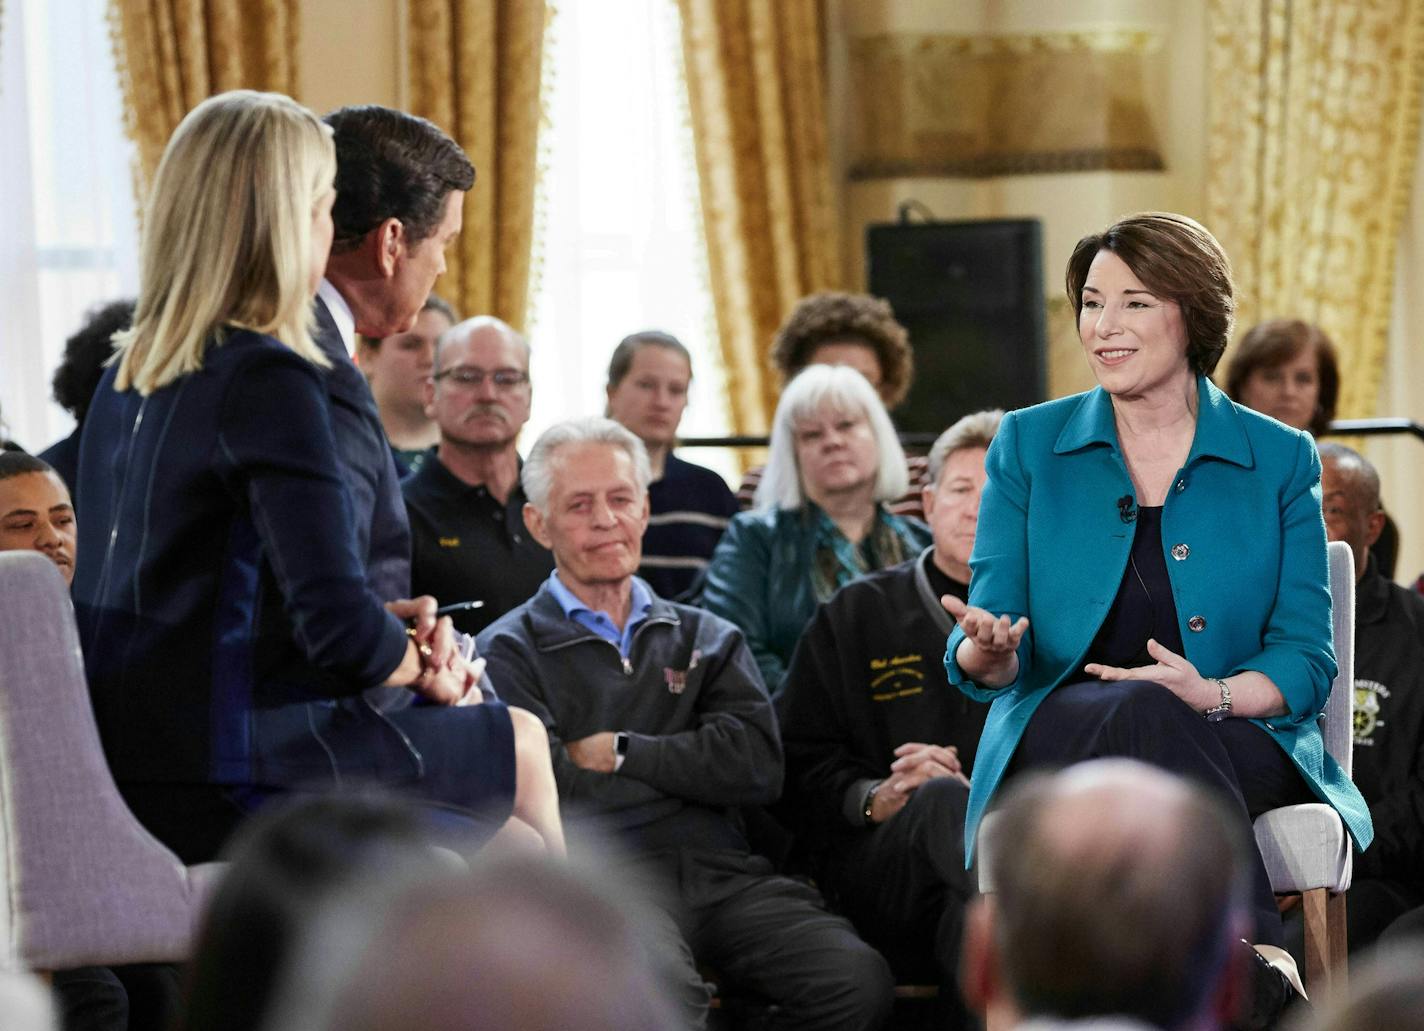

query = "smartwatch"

[{"left": 613, "top": 731, "right": 630, "bottom": 771}]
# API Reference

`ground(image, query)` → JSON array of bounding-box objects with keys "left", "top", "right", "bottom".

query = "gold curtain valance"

[
  {"left": 405, "top": 0, "right": 546, "bottom": 330},
  {"left": 1207, "top": 0, "right": 1424, "bottom": 418},
  {"left": 848, "top": 30, "right": 1165, "bottom": 179},
  {"left": 109, "top": 0, "right": 299, "bottom": 194}
]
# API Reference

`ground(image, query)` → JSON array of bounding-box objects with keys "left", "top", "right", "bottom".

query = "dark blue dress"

[{"left": 75, "top": 329, "right": 514, "bottom": 861}]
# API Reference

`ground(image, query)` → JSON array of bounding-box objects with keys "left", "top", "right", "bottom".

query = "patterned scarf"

[{"left": 810, "top": 504, "right": 917, "bottom": 602}]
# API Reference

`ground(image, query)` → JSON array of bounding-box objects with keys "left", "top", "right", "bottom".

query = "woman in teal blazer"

[{"left": 945, "top": 214, "right": 1370, "bottom": 993}]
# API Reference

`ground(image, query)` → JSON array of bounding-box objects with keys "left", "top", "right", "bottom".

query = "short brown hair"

[
  {"left": 771, "top": 292, "right": 914, "bottom": 407},
  {"left": 1065, "top": 212, "right": 1234, "bottom": 377},
  {"left": 1225, "top": 319, "right": 1339, "bottom": 435}
]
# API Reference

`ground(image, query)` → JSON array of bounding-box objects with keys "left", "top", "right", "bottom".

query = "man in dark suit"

[{"left": 315, "top": 105, "right": 474, "bottom": 603}]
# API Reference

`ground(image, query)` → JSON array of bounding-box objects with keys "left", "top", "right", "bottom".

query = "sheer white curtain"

[
  {"left": 0, "top": 0, "right": 139, "bottom": 452},
  {"left": 525, "top": 0, "right": 734, "bottom": 482}
]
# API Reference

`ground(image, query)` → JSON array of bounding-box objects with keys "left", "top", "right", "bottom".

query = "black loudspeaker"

[{"left": 866, "top": 218, "right": 1047, "bottom": 439}]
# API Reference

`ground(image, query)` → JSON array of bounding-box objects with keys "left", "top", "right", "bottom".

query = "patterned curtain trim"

[{"left": 1208, "top": 0, "right": 1424, "bottom": 420}]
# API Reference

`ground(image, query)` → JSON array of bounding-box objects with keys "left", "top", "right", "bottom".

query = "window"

[
  {"left": 0, "top": 0, "right": 140, "bottom": 452},
  {"left": 525, "top": 0, "right": 734, "bottom": 481}
]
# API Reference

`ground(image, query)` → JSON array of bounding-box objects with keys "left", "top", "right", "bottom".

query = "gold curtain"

[
  {"left": 406, "top": 0, "right": 545, "bottom": 330},
  {"left": 108, "top": 0, "right": 299, "bottom": 192},
  {"left": 678, "top": 0, "right": 843, "bottom": 435},
  {"left": 1207, "top": 0, "right": 1424, "bottom": 418}
]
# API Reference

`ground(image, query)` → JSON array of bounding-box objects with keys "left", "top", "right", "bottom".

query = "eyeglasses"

[{"left": 433, "top": 366, "right": 530, "bottom": 389}]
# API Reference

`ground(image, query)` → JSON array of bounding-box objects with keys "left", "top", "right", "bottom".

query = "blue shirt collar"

[{"left": 545, "top": 570, "right": 653, "bottom": 657}]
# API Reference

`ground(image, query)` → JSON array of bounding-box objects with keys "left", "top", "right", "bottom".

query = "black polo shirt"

[{"left": 402, "top": 455, "right": 554, "bottom": 635}]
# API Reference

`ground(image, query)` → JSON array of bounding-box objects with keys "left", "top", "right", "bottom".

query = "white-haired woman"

[
  {"left": 73, "top": 90, "right": 563, "bottom": 863},
  {"left": 703, "top": 365, "right": 930, "bottom": 696}
]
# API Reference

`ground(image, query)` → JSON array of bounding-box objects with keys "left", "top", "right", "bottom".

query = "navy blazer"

[
  {"left": 311, "top": 296, "right": 412, "bottom": 602},
  {"left": 946, "top": 377, "right": 1373, "bottom": 855},
  {"left": 74, "top": 331, "right": 409, "bottom": 786}
]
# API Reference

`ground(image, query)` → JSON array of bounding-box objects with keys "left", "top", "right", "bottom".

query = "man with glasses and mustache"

[{"left": 404, "top": 316, "right": 554, "bottom": 635}]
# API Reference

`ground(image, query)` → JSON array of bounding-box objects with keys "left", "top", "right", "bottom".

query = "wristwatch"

[
  {"left": 613, "top": 731, "right": 630, "bottom": 772},
  {"left": 1204, "top": 677, "right": 1233, "bottom": 723},
  {"left": 863, "top": 780, "right": 884, "bottom": 826}
]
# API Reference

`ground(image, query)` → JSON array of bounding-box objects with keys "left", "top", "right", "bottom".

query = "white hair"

[
  {"left": 753, "top": 364, "right": 908, "bottom": 512},
  {"left": 522, "top": 417, "right": 652, "bottom": 514},
  {"left": 925, "top": 409, "right": 1004, "bottom": 486}
]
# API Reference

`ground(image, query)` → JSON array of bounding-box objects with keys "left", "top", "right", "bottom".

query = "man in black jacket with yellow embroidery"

[
  {"left": 778, "top": 410, "right": 1001, "bottom": 1027},
  {"left": 481, "top": 417, "right": 892, "bottom": 1031}
]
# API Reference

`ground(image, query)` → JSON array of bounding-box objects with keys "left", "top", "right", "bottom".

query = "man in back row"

[
  {"left": 1310, "top": 444, "right": 1424, "bottom": 957},
  {"left": 404, "top": 317, "right": 553, "bottom": 636}
]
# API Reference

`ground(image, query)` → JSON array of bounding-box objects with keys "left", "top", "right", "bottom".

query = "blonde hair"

[{"left": 115, "top": 90, "right": 336, "bottom": 394}]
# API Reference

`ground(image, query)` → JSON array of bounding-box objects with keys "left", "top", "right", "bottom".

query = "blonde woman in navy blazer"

[{"left": 944, "top": 213, "right": 1371, "bottom": 1016}]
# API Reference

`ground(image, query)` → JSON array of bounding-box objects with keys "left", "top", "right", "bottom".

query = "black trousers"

[
  {"left": 820, "top": 777, "right": 976, "bottom": 1029},
  {"left": 640, "top": 849, "right": 894, "bottom": 1030},
  {"left": 1008, "top": 679, "right": 1315, "bottom": 946}
]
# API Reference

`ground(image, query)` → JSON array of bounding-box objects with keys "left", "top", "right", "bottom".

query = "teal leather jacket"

[
  {"left": 704, "top": 505, "right": 931, "bottom": 697},
  {"left": 946, "top": 377, "right": 1373, "bottom": 858}
]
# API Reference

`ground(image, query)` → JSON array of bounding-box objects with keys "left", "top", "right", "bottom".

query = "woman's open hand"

[
  {"left": 1085, "top": 638, "right": 1216, "bottom": 713},
  {"left": 942, "top": 595, "right": 1029, "bottom": 688}
]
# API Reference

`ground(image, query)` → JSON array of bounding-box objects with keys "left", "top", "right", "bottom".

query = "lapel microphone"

[{"left": 1117, "top": 495, "right": 1137, "bottom": 524}]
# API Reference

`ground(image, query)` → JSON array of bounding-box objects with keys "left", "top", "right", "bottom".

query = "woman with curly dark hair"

[{"left": 770, "top": 291, "right": 915, "bottom": 408}]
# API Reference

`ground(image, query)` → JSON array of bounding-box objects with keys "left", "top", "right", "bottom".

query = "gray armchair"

[
  {"left": 0, "top": 551, "right": 221, "bottom": 973},
  {"left": 1252, "top": 539, "right": 1356, "bottom": 998}
]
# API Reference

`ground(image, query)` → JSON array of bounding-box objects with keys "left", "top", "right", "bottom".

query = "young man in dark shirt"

[{"left": 777, "top": 409, "right": 1001, "bottom": 1027}]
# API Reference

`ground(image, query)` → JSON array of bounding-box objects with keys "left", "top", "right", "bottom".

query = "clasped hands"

[
  {"left": 385, "top": 597, "right": 485, "bottom": 707},
  {"left": 942, "top": 595, "right": 1218, "bottom": 712},
  {"left": 867, "top": 742, "right": 970, "bottom": 824}
]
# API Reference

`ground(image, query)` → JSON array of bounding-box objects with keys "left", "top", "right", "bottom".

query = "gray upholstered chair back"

[
  {"left": 0, "top": 551, "right": 221, "bottom": 971},
  {"left": 1323, "top": 540, "right": 1355, "bottom": 778}
]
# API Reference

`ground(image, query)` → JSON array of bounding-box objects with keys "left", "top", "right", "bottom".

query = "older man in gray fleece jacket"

[{"left": 479, "top": 417, "right": 892, "bottom": 1031}]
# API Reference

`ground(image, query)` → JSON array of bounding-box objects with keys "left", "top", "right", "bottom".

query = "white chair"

[
  {"left": 977, "top": 541, "right": 1358, "bottom": 996},
  {"left": 1253, "top": 539, "right": 1355, "bottom": 998},
  {"left": 0, "top": 551, "right": 222, "bottom": 974}
]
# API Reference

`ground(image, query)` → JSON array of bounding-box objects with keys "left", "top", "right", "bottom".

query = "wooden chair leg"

[
  {"left": 1302, "top": 887, "right": 1349, "bottom": 1003},
  {"left": 1326, "top": 889, "right": 1348, "bottom": 996}
]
